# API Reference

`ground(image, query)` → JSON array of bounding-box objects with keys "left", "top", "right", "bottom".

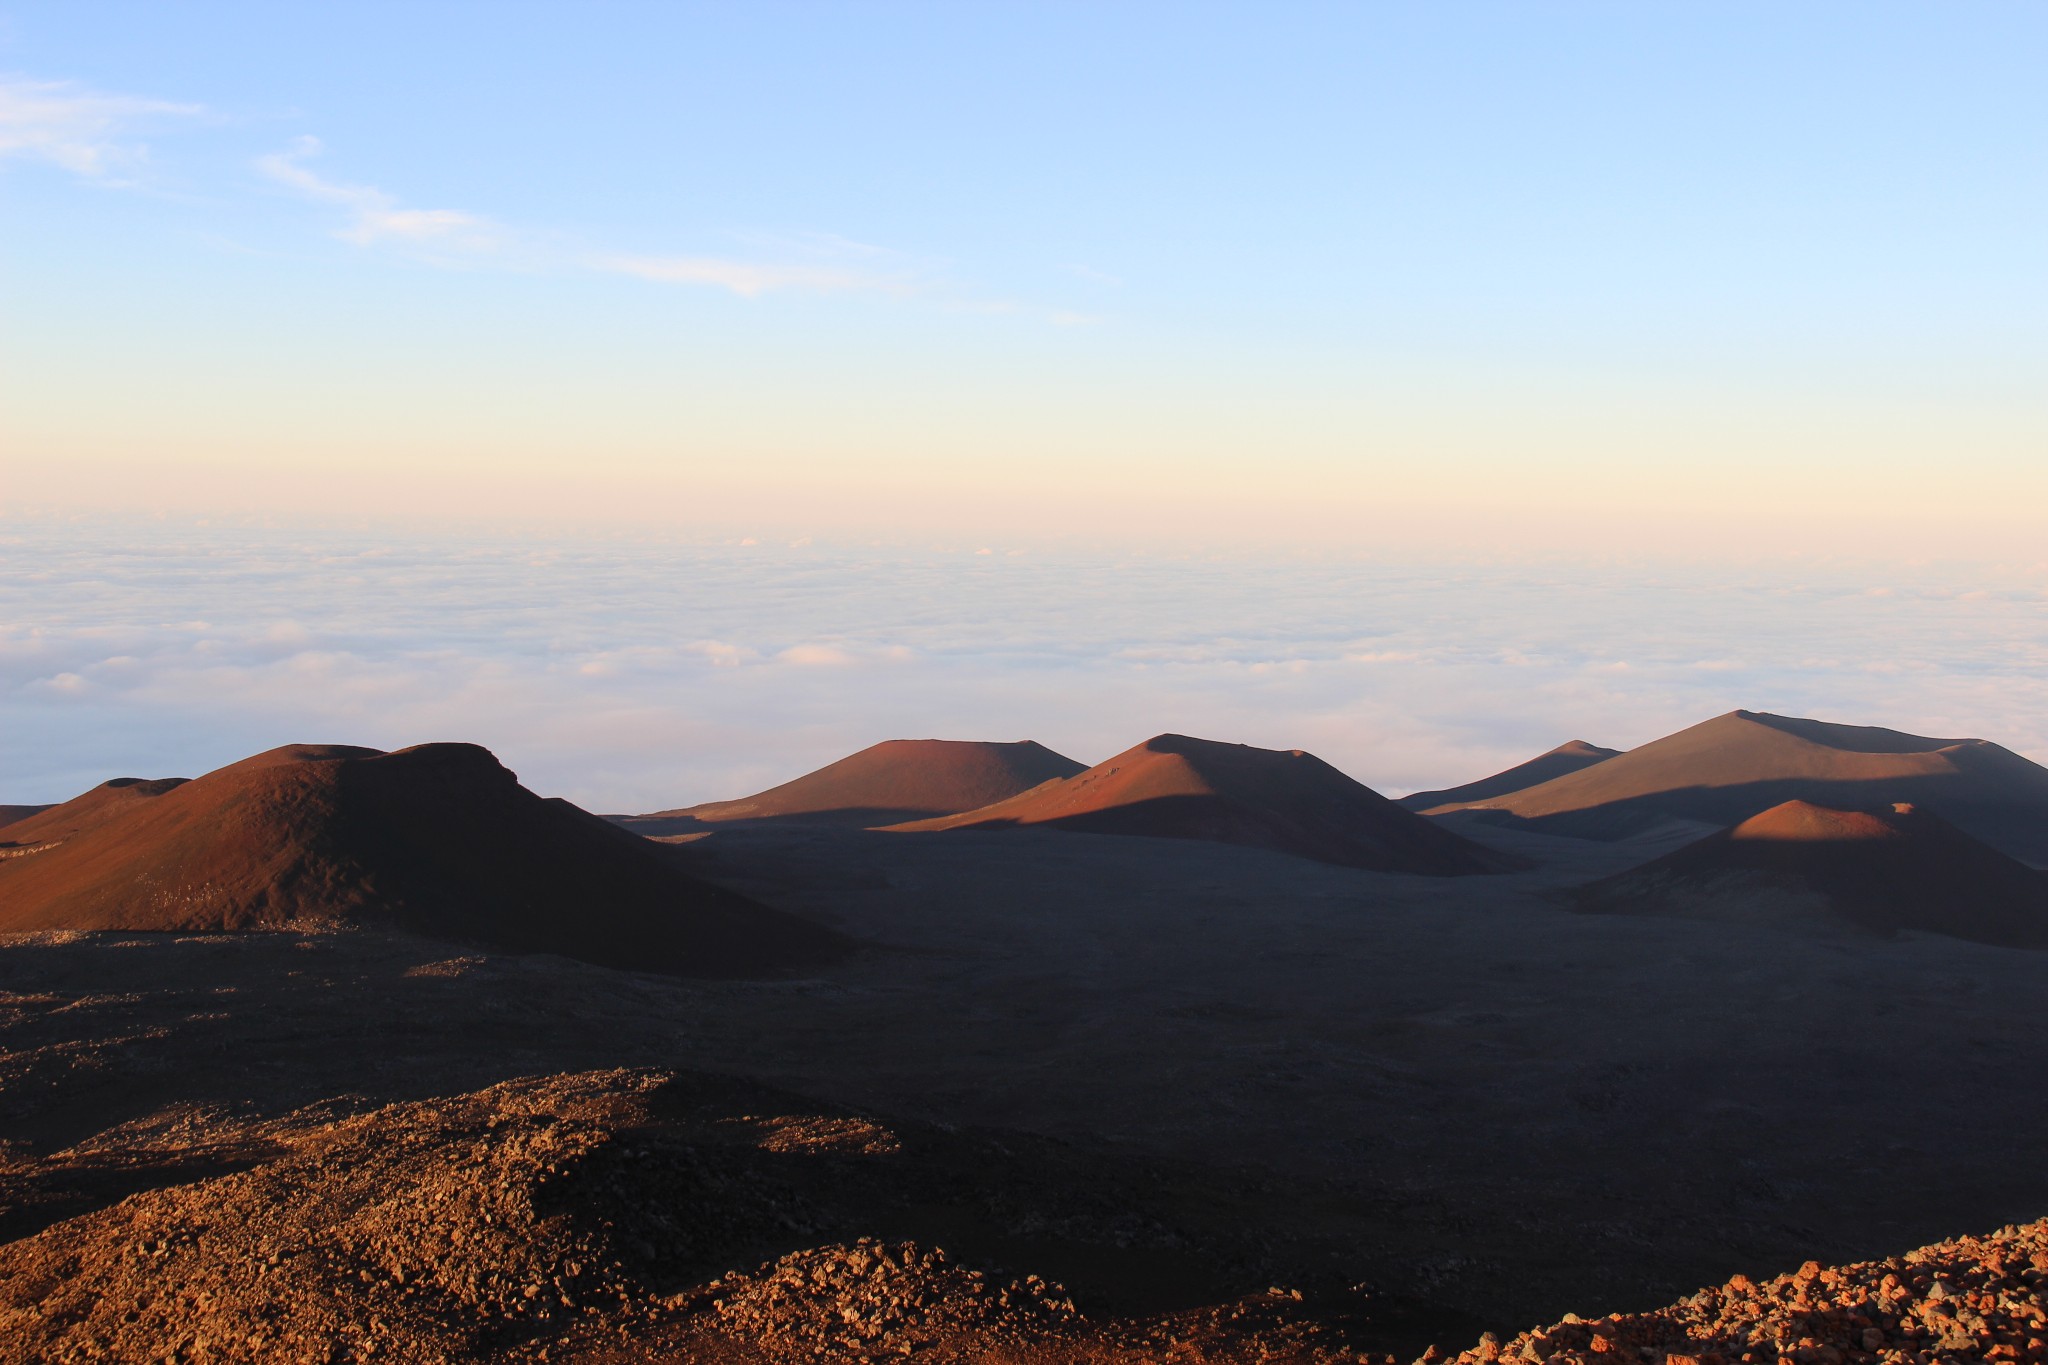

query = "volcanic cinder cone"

[
  {"left": 891, "top": 733, "right": 1522, "bottom": 874},
  {"left": 0, "top": 742, "right": 844, "bottom": 976},
  {"left": 1423, "top": 710, "right": 2048, "bottom": 863},
  {"left": 629, "top": 738, "right": 1087, "bottom": 829},
  {"left": 1399, "top": 739, "right": 1622, "bottom": 812},
  {"left": 0, "top": 776, "right": 190, "bottom": 849},
  {"left": 1573, "top": 798, "right": 2048, "bottom": 947},
  {"left": 0, "top": 804, "right": 53, "bottom": 832}
]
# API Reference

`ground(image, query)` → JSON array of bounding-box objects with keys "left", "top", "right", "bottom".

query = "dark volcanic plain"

[{"left": 8, "top": 718, "right": 2048, "bottom": 1362}]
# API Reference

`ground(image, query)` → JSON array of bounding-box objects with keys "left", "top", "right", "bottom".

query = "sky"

[
  {"left": 3, "top": 2, "right": 2045, "bottom": 552},
  {"left": 5, "top": 6, "right": 2047, "bottom": 804}
]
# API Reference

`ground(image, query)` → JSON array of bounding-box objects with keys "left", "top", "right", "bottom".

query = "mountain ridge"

[
  {"left": 891, "top": 732, "right": 1523, "bottom": 874},
  {"left": 1422, "top": 709, "right": 2048, "bottom": 863},
  {"left": 0, "top": 742, "right": 842, "bottom": 976}
]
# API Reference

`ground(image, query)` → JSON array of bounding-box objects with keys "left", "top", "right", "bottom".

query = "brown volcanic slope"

[
  {"left": 0, "top": 804, "right": 51, "bottom": 831},
  {"left": 0, "top": 742, "right": 841, "bottom": 975},
  {"left": 0, "top": 776, "right": 190, "bottom": 849},
  {"left": 633, "top": 739, "right": 1088, "bottom": 829},
  {"left": 892, "top": 734, "right": 1520, "bottom": 875},
  {"left": 1398, "top": 740, "right": 1622, "bottom": 813},
  {"left": 1573, "top": 799, "right": 2048, "bottom": 947},
  {"left": 1424, "top": 710, "right": 2048, "bottom": 864}
]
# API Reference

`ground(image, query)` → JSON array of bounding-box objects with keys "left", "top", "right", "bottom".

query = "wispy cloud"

[
  {"left": 5, "top": 67, "right": 1080, "bottom": 319},
  {"left": 252, "top": 133, "right": 1082, "bottom": 316},
  {"left": 0, "top": 75, "right": 200, "bottom": 181},
  {"left": 256, "top": 136, "right": 916, "bottom": 296},
  {"left": 256, "top": 136, "right": 500, "bottom": 250},
  {"left": 598, "top": 254, "right": 914, "bottom": 298},
  {"left": 600, "top": 226, "right": 927, "bottom": 297}
]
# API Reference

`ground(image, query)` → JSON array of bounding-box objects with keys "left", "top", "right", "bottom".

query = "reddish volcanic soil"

[
  {"left": 621, "top": 739, "right": 1087, "bottom": 832},
  {"left": 13, "top": 1046, "right": 2048, "bottom": 1365},
  {"left": 0, "top": 1062, "right": 1404, "bottom": 1364},
  {"left": 1440, "top": 1219, "right": 2048, "bottom": 1365},
  {"left": 13, "top": 711, "right": 2048, "bottom": 1362},
  {"left": 1399, "top": 741, "right": 1622, "bottom": 813},
  {"left": 0, "top": 806, "right": 52, "bottom": 832},
  {"left": 0, "top": 743, "right": 841, "bottom": 976},
  {"left": 1422, "top": 711, "right": 2048, "bottom": 863},
  {"left": 1572, "top": 799, "right": 2048, "bottom": 947},
  {"left": 890, "top": 733, "right": 1520, "bottom": 875},
  {"left": 0, "top": 777, "right": 190, "bottom": 847}
]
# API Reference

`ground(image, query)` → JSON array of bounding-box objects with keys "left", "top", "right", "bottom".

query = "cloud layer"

[{"left": 7, "top": 518, "right": 2047, "bottom": 813}]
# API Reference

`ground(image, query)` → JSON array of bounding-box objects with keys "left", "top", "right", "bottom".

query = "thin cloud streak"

[
  {"left": 598, "top": 253, "right": 915, "bottom": 298},
  {"left": 7, "top": 64, "right": 1077, "bottom": 315},
  {"left": 0, "top": 75, "right": 200, "bottom": 180},
  {"left": 258, "top": 137, "right": 935, "bottom": 299},
  {"left": 256, "top": 136, "right": 500, "bottom": 249}
]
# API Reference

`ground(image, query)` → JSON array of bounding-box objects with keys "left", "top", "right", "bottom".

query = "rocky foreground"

[
  {"left": 1440, "top": 1227, "right": 2048, "bottom": 1365},
  {"left": 0, "top": 1067, "right": 1363, "bottom": 1364},
  {"left": 2, "top": 1057, "right": 2046, "bottom": 1365}
]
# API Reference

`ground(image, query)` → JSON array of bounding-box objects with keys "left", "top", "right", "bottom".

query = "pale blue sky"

[
  {"left": 7, "top": 10, "right": 2048, "bottom": 801},
  {"left": 4, "top": 3, "right": 2045, "bottom": 548}
]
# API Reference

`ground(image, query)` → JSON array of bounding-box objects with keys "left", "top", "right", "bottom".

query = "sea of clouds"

[{"left": 6, "top": 517, "right": 2048, "bottom": 811}]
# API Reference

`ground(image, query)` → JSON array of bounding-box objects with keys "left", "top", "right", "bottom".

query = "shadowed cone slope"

[
  {"left": 1571, "top": 798, "right": 2048, "bottom": 946},
  {"left": 1399, "top": 740, "right": 1623, "bottom": 813},
  {"left": 0, "top": 742, "right": 843, "bottom": 976},
  {"left": 1422, "top": 710, "right": 2048, "bottom": 863},
  {"left": 891, "top": 733, "right": 1521, "bottom": 875},
  {"left": 619, "top": 739, "right": 1088, "bottom": 832}
]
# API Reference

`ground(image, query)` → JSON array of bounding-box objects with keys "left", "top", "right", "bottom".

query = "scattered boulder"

[{"left": 1432, "top": 1219, "right": 2048, "bottom": 1365}]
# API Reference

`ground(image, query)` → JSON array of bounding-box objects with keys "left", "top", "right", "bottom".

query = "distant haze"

[{"left": 6, "top": 516, "right": 2045, "bottom": 812}]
